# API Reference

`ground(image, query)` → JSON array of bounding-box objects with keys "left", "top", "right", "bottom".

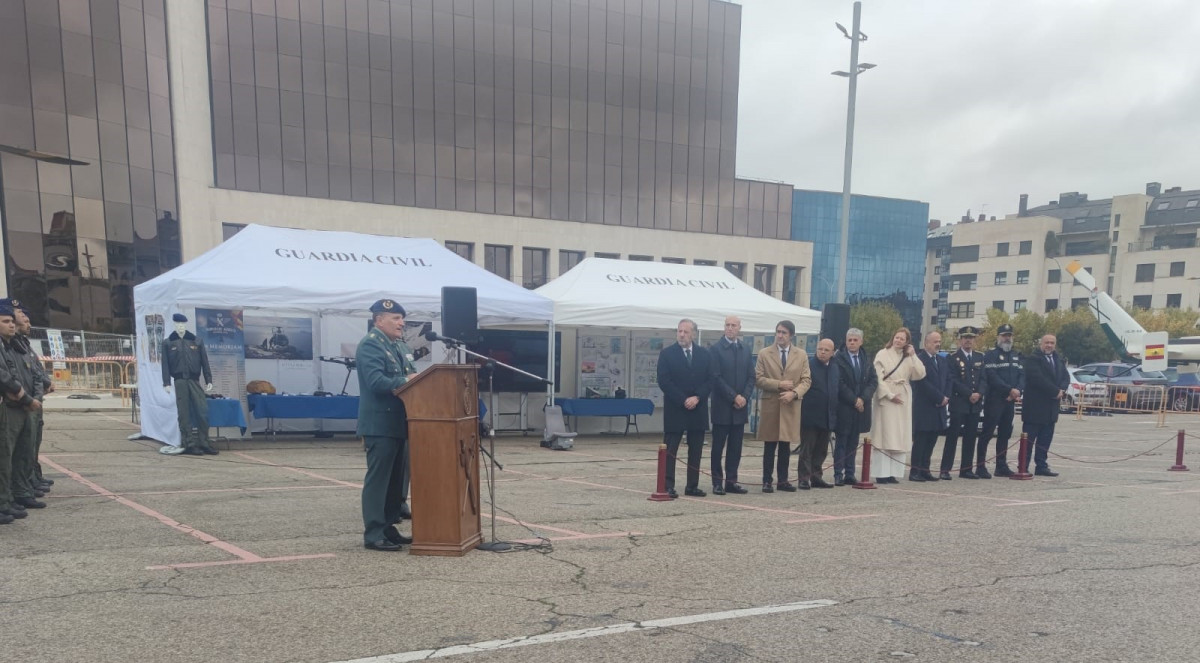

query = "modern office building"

[
  {"left": 790, "top": 189, "right": 929, "bottom": 330},
  {"left": 1, "top": 0, "right": 814, "bottom": 334},
  {"left": 925, "top": 183, "right": 1200, "bottom": 332}
]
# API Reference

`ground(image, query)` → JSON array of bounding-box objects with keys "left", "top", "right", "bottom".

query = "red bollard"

[
  {"left": 649, "top": 443, "right": 674, "bottom": 501},
  {"left": 853, "top": 437, "right": 876, "bottom": 489},
  {"left": 1011, "top": 432, "right": 1033, "bottom": 480},
  {"left": 1170, "top": 429, "right": 1190, "bottom": 472}
]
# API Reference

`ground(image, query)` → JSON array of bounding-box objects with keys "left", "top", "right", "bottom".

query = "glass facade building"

[
  {"left": 791, "top": 189, "right": 929, "bottom": 329},
  {"left": 0, "top": 0, "right": 180, "bottom": 333}
]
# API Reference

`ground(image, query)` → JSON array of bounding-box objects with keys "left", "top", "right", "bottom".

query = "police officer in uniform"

[
  {"left": 979, "top": 323, "right": 1023, "bottom": 477},
  {"left": 5, "top": 299, "right": 54, "bottom": 496},
  {"left": 356, "top": 299, "right": 418, "bottom": 551},
  {"left": 0, "top": 304, "right": 45, "bottom": 514},
  {"left": 162, "top": 313, "right": 215, "bottom": 455},
  {"left": 942, "top": 326, "right": 986, "bottom": 480}
]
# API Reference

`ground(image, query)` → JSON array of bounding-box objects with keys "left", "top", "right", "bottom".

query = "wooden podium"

[{"left": 398, "top": 364, "right": 482, "bottom": 556}]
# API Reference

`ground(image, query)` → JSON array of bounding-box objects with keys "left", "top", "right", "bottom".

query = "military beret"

[
  {"left": 369, "top": 299, "right": 406, "bottom": 316},
  {"left": 0, "top": 297, "right": 21, "bottom": 311},
  {"left": 172, "top": 313, "right": 188, "bottom": 322},
  {"left": 997, "top": 323, "right": 1014, "bottom": 335},
  {"left": 958, "top": 325, "right": 979, "bottom": 337},
  {"left": 0, "top": 305, "right": 15, "bottom": 317}
]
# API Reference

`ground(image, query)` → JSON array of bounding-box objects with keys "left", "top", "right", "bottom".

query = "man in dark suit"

[
  {"left": 356, "top": 299, "right": 419, "bottom": 551},
  {"left": 708, "top": 316, "right": 753, "bottom": 495},
  {"left": 912, "top": 331, "right": 952, "bottom": 481},
  {"left": 656, "top": 318, "right": 714, "bottom": 498},
  {"left": 834, "top": 328, "right": 876, "bottom": 486},
  {"left": 944, "top": 326, "right": 986, "bottom": 480},
  {"left": 798, "top": 338, "right": 838, "bottom": 489},
  {"left": 1022, "top": 334, "right": 1070, "bottom": 477}
]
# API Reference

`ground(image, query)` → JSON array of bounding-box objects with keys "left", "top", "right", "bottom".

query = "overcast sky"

[{"left": 734, "top": 0, "right": 1200, "bottom": 223}]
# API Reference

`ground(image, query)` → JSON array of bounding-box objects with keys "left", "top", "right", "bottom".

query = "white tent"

[
  {"left": 133, "top": 224, "right": 554, "bottom": 445},
  {"left": 535, "top": 257, "right": 821, "bottom": 334}
]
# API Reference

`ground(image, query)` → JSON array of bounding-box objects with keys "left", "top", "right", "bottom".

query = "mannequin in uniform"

[{"left": 161, "top": 313, "right": 215, "bottom": 455}]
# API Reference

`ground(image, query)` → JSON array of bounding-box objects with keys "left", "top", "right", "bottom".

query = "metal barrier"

[
  {"left": 40, "top": 359, "right": 127, "bottom": 396},
  {"left": 1076, "top": 383, "right": 1168, "bottom": 426}
]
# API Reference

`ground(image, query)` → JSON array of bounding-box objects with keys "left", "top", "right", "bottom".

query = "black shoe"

[
  {"left": 667, "top": 489, "right": 679, "bottom": 499},
  {"left": 762, "top": 483, "right": 774, "bottom": 493},
  {"left": 364, "top": 539, "right": 403, "bottom": 552},
  {"left": 939, "top": 472, "right": 953, "bottom": 481},
  {"left": 384, "top": 527, "right": 413, "bottom": 545},
  {"left": 712, "top": 484, "right": 726, "bottom": 495},
  {"left": 725, "top": 483, "right": 748, "bottom": 494},
  {"left": 0, "top": 512, "right": 13, "bottom": 524},
  {"left": 844, "top": 475, "right": 858, "bottom": 485},
  {"left": 993, "top": 465, "right": 1014, "bottom": 477},
  {"left": 811, "top": 478, "right": 834, "bottom": 489},
  {"left": 31, "top": 489, "right": 45, "bottom": 498},
  {"left": 976, "top": 467, "right": 993, "bottom": 479},
  {"left": 834, "top": 476, "right": 846, "bottom": 486},
  {"left": 202, "top": 446, "right": 219, "bottom": 455},
  {"left": 777, "top": 482, "right": 797, "bottom": 492},
  {"left": 1035, "top": 466, "right": 1059, "bottom": 477},
  {"left": 182, "top": 447, "right": 205, "bottom": 456},
  {"left": 16, "top": 497, "right": 46, "bottom": 509},
  {"left": 4, "top": 507, "right": 28, "bottom": 519},
  {"left": 35, "top": 482, "right": 50, "bottom": 492},
  {"left": 959, "top": 470, "right": 978, "bottom": 479},
  {"left": 796, "top": 480, "right": 811, "bottom": 490},
  {"left": 684, "top": 487, "right": 707, "bottom": 497},
  {"left": 908, "top": 473, "right": 926, "bottom": 482},
  {"left": 399, "top": 503, "right": 412, "bottom": 520},
  {"left": 923, "top": 472, "right": 938, "bottom": 481},
  {"left": 42, "top": 478, "right": 54, "bottom": 486},
  {"left": 884, "top": 477, "right": 901, "bottom": 484}
]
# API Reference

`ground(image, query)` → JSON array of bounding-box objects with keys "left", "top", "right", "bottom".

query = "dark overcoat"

[
  {"left": 912, "top": 350, "right": 952, "bottom": 433},
  {"left": 657, "top": 343, "right": 714, "bottom": 433},
  {"left": 834, "top": 348, "right": 876, "bottom": 433},
  {"left": 708, "top": 337, "right": 754, "bottom": 426},
  {"left": 1021, "top": 351, "right": 1070, "bottom": 426}
]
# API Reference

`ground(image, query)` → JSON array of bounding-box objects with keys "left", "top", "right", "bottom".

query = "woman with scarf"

[{"left": 869, "top": 327, "right": 925, "bottom": 483}]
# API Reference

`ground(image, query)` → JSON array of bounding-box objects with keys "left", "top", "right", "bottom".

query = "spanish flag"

[{"left": 1145, "top": 343, "right": 1166, "bottom": 360}]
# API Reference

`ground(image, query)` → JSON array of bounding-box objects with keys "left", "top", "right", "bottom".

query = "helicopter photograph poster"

[{"left": 244, "top": 315, "right": 314, "bottom": 361}]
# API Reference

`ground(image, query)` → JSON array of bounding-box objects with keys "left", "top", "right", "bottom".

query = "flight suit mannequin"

[{"left": 161, "top": 313, "right": 215, "bottom": 455}]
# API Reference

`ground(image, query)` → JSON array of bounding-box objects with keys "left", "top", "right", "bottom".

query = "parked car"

[
  {"left": 1167, "top": 373, "right": 1200, "bottom": 412},
  {"left": 1076, "top": 363, "right": 1170, "bottom": 411},
  {"left": 1063, "top": 367, "right": 1107, "bottom": 412}
]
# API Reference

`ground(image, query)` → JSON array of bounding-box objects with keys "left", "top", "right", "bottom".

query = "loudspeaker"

[
  {"left": 821, "top": 303, "right": 851, "bottom": 345},
  {"left": 441, "top": 286, "right": 478, "bottom": 342}
]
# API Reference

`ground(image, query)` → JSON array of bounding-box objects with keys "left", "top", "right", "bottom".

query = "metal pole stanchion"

[
  {"left": 1011, "top": 432, "right": 1033, "bottom": 480},
  {"left": 853, "top": 437, "right": 876, "bottom": 489},
  {"left": 649, "top": 444, "right": 673, "bottom": 501},
  {"left": 1170, "top": 429, "right": 1190, "bottom": 472}
]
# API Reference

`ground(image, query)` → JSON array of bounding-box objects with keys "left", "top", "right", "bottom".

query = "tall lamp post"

[{"left": 832, "top": 2, "right": 875, "bottom": 304}]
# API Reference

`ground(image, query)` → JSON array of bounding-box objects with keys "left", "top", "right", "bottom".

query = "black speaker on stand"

[
  {"left": 821, "top": 303, "right": 851, "bottom": 347},
  {"left": 441, "top": 286, "right": 479, "bottom": 343}
]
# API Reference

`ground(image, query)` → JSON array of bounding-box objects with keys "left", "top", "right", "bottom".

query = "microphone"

[{"left": 423, "top": 330, "right": 464, "bottom": 346}]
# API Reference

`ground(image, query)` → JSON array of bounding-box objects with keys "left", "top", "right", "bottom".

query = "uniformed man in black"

[
  {"left": 942, "top": 326, "right": 986, "bottom": 480},
  {"left": 0, "top": 304, "right": 45, "bottom": 513},
  {"left": 979, "top": 323, "right": 1023, "bottom": 477},
  {"left": 6, "top": 299, "right": 54, "bottom": 496}
]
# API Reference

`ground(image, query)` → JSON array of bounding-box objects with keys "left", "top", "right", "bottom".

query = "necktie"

[
  {"left": 781, "top": 349, "right": 788, "bottom": 369},
  {"left": 685, "top": 347, "right": 692, "bottom": 365},
  {"left": 1047, "top": 354, "right": 1054, "bottom": 369},
  {"left": 852, "top": 353, "right": 859, "bottom": 373}
]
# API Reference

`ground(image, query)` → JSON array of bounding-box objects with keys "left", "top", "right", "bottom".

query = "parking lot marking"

[
  {"left": 232, "top": 451, "right": 363, "bottom": 488},
  {"left": 328, "top": 599, "right": 837, "bottom": 662}
]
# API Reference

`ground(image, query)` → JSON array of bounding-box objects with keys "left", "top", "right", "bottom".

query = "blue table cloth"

[
  {"left": 207, "top": 398, "right": 248, "bottom": 434},
  {"left": 247, "top": 394, "right": 360, "bottom": 420},
  {"left": 557, "top": 398, "right": 655, "bottom": 417}
]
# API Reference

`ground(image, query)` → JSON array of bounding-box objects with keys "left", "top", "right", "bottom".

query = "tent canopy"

[
  {"left": 535, "top": 258, "right": 821, "bottom": 334},
  {"left": 133, "top": 224, "right": 553, "bottom": 325}
]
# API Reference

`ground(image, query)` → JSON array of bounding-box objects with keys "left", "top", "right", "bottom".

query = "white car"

[{"left": 1064, "top": 367, "right": 1107, "bottom": 412}]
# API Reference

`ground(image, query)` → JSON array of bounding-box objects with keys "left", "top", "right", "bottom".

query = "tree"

[
  {"left": 1130, "top": 307, "right": 1200, "bottom": 339},
  {"left": 849, "top": 301, "right": 904, "bottom": 354},
  {"left": 974, "top": 308, "right": 1011, "bottom": 350},
  {"left": 1044, "top": 307, "right": 1115, "bottom": 365},
  {"left": 1044, "top": 230, "right": 1060, "bottom": 258}
]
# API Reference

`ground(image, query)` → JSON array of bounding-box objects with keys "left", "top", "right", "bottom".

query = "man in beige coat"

[{"left": 755, "top": 320, "right": 811, "bottom": 492}]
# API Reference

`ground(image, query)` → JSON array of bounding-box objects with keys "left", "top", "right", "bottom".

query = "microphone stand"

[{"left": 444, "top": 339, "right": 553, "bottom": 553}]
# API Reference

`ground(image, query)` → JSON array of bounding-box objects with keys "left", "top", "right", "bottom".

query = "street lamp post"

[{"left": 832, "top": 2, "right": 874, "bottom": 304}]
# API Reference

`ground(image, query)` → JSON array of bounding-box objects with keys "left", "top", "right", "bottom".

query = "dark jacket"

[
  {"left": 912, "top": 350, "right": 952, "bottom": 432},
  {"left": 355, "top": 329, "right": 418, "bottom": 438},
  {"left": 657, "top": 343, "right": 713, "bottom": 433},
  {"left": 1, "top": 336, "right": 44, "bottom": 406},
  {"left": 983, "top": 346, "right": 1025, "bottom": 400},
  {"left": 801, "top": 356, "right": 839, "bottom": 431},
  {"left": 708, "top": 336, "right": 754, "bottom": 426},
  {"left": 949, "top": 348, "right": 986, "bottom": 414},
  {"left": 161, "top": 331, "right": 213, "bottom": 386},
  {"left": 1022, "top": 351, "right": 1070, "bottom": 425},
  {"left": 834, "top": 347, "right": 876, "bottom": 433}
]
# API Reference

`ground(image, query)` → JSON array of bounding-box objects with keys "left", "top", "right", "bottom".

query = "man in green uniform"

[
  {"left": 357, "top": 299, "right": 418, "bottom": 552},
  {"left": 162, "top": 313, "right": 216, "bottom": 455},
  {"left": 0, "top": 304, "right": 45, "bottom": 513},
  {"left": 6, "top": 299, "right": 54, "bottom": 494}
]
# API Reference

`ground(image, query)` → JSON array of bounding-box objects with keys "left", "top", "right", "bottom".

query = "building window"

[
  {"left": 559, "top": 250, "right": 584, "bottom": 275},
  {"left": 996, "top": 242, "right": 1009, "bottom": 257},
  {"left": 1187, "top": 200, "right": 1199, "bottom": 208},
  {"left": 693, "top": 259, "right": 717, "bottom": 266},
  {"left": 1107, "top": 275, "right": 1114, "bottom": 294},
  {"left": 1156, "top": 202, "right": 1171, "bottom": 210},
  {"left": 950, "top": 245, "right": 980, "bottom": 262},
  {"left": 933, "top": 282, "right": 940, "bottom": 292},
  {"left": 1135, "top": 264, "right": 1155, "bottom": 282},
  {"left": 1114, "top": 213, "right": 1121, "bottom": 227},
  {"left": 629, "top": 255, "right": 653, "bottom": 261},
  {"left": 1016, "top": 270, "right": 1029, "bottom": 285},
  {"left": 782, "top": 266, "right": 802, "bottom": 304},
  {"left": 1048, "top": 269, "right": 1061, "bottom": 283},
  {"left": 725, "top": 261, "right": 746, "bottom": 280},
  {"left": 949, "top": 303, "right": 975, "bottom": 319},
  {"left": 1167, "top": 293, "right": 1182, "bottom": 309},
  {"left": 1045, "top": 299, "right": 1058, "bottom": 312},
  {"left": 485, "top": 245, "right": 512, "bottom": 280},
  {"left": 522, "top": 248, "right": 549, "bottom": 289},
  {"left": 992, "top": 300, "right": 1005, "bottom": 312},
  {"left": 1071, "top": 297, "right": 1089, "bottom": 310},
  {"left": 446, "top": 241, "right": 474, "bottom": 261},
  {"left": 1132, "top": 295, "right": 1152, "bottom": 309},
  {"left": 934, "top": 266, "right": 941, "bottom": 275},
  {"left": 931, "top": 316, "right": 938, "bottom": 326},
  {"left": 1019, "top": 240, "right": 1032, "bottom": 255},
  {"left": 1171, "top": 261, "right": 1185, "bottom": 277},
  {"left": 595, "top": 252, "right": 620, "bottom": 259},
  {"left": 1014, "top": 299, "right": 1027, "bottom": 312},
  {"left": 221, "top": 223, "right": 247, "bottom": 241},
  {"left": 1112, "top": 231, "right": 1119, "bottom": 243},
  {"left": 994, "top": 272, "right": 1008, "bottom": 285},
  {"left": 1110, "top": 246, "right": 1118, "bottom": 263},
  {"left": 661, "top": 257, "right": 686, "bottom": 264},
  {"left": 753, "top": 264, "right": 776, "bottom": 295}
]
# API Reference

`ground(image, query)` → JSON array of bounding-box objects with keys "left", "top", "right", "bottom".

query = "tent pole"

[{"left": 547, "top": 320, "right": 555, "bottom": 407}]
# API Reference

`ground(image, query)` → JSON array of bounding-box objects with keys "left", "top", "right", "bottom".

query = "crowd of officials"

[
  {"left": 0, "top": 299, "right": 53, "bottom": 527},
  {"left": 655, "top": 316, "right": 1071, "bottom": 498}
]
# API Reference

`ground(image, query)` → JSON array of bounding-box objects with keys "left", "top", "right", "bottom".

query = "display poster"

[
  {"left": 578, "top": 334, "right": 625, "bottom": 398},
  {"left": 46, "top": 329, "right": 67, "bottom": 369},
  {"left": 631, "top": 331, "right": 675, "bottom": 406},
  {"left": 195, "top": 308, "right": 246, "bottom": 398},
  {"left": 244, "top": 315, "right": 314, "bottom": 360}
]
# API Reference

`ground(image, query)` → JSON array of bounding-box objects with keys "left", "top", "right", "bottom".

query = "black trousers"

[
  {"left": 979, "top": 399, "right": 1016, "bottom": 467},
  {"left": 710, "top": 423, "right": 745, "bottom": 486},
  {"left": 797, "top": 428, "right": 831, "bottom": 482},
  {"left": 834, "top": 417, "right": 867, "bottom": 479},
  {"left": 942, "top": 407, "right": 981, "bottom": 473},
  {"left": 762, "top": 441, "right": 792, "bottom": 485},
  {"left": 912, "top": 430, "right": 940, "bottom": 475},
  {"left": 664, "top": 429, "right": 705, "bottom": 491}
]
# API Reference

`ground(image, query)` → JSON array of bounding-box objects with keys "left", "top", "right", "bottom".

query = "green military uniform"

[
  {"left": 162, "top": 328, "right": 214, "bottom": 451},
  {"left": 1, "top": 331, "right": 44, "bottom": 507},
  {"left": 15, "top": 333, "right": 52, "bottom": 485},
  {"left": 356, "top": 306, "right": 418, "bottom": 547}
]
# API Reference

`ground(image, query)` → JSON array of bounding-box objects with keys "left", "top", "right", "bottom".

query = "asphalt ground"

[{"left": 3, "top": 409, "right": 1199, "bottom": 663}]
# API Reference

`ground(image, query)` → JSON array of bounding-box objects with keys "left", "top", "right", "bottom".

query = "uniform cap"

[
  {"left": 997, "top": 323, "right": 1014, "bottom": 335},
  {"left": 369, "top": 299, "right": 406, "bottom": 316},
  {"left": 958, "top": 325, "right": 979, "bottom": 338},
  {"left": 172, "top": 313, "right": 188, "bottom": 322}
]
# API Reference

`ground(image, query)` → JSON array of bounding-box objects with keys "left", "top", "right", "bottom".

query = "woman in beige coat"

[
  {"left": 870, "top": 327, "right": 925, "bottom": 483},
  {"left": 755, "top": 320, "right": 811, "bottom": 492}
]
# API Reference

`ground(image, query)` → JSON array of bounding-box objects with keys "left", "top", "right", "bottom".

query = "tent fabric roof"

[
  {"left": 133, "top": 224, "right": 553, "bottom": 325},
  {"left": 535, "top": 258, "right": 821, "bottom": 334}
]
